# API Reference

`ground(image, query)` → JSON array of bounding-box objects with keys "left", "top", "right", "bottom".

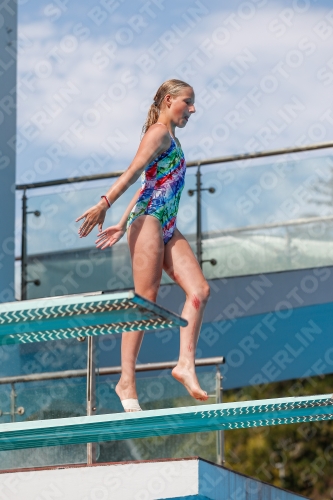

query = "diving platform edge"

[
  {"left": 0, "top": 394, "right": 332, "bottom": 451},
  {"left": 0, "top": 290, "right": 187, "bottom": 344}
]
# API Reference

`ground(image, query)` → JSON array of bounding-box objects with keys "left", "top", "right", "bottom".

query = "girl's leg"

[
  {"left": 115, "top": 215, "right": 164, "bottom": 409},
  {"left": 163, "top": 228, "right": 210, "bottom": 401}
]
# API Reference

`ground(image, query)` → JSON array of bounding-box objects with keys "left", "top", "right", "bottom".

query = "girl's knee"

[
  {"left": 201, "top": 282, "right": 210, "bottom": 302},
  {"left": 191, "top": 282, "right": 210, "bottom": 306}
]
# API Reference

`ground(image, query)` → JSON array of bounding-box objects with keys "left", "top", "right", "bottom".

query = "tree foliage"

[{"left": 224, "top": 374, "right": 333, "bottom": 499}]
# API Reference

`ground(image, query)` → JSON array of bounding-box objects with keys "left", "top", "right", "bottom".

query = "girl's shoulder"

[
  {"left": 145, "top": 122, "right": 171, "bottom": 143},
  {"left": 149, "top": 122, "right": 170, "bottom": 136},
  {"left": 141, "top": 123, "right": 172, "bottom": 152}
]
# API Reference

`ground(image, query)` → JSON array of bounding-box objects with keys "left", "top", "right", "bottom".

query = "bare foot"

[
  {"left": 115, "top": 378, "right": 140, "bottom": 412},
  {"left": 172, "top": 365, "right": 208, "bottom": 401}
]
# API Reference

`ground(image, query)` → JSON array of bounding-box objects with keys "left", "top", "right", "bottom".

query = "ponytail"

[
  {"left": 142, "top": 103, "right": 160, "bottom": 135},
  {"left": 142, "top": 79, "right": 192, "bottom": 135}
]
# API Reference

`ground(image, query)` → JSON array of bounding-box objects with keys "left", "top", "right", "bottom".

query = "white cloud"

[{"left": 16, "top": 0, "right": 333, "bottom": 183}]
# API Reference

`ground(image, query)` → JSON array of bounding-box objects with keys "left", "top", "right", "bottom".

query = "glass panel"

[
  {"left": 202, "top": 154, "right": 333, "bottom": 231},
  {"left": 201, "top": 154, "right": 333, "bottom": 278},
  {"left": 202, "top": 220, "right": 333, "bottom": 280},
  {"left": 17, "top": 153, "right": 333, "bottom": 301},
  {"left": 177, "top": 170, "right": 197, "bottom": 236},
  {"left": 26, "top": 242, "right": 132, "bottom": 299},
  {"left": 24, "top": 181, "right": 139, "bottom": 255},
  {"left": 95, "top": 366, "right": 218, "bottom": 463},
  {"left": 21, "top": 172, "right": 198, "bottom": 299},
  {"left": 22, "top": 181, "right": 137, "bottom": 299},
  {"left": 0, "top": 340, "right": 88, "bottom": 469}
]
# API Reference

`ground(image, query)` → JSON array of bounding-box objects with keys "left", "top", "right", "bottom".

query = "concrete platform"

[{"left": 0, "top": 457, "right": 308, "bottom": 499}]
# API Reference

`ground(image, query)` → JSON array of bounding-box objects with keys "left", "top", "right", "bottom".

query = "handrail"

[
  {"left": 15, "top": 140, "right": 333, "bottom": 191},
  {"left": 0, "top": 357, "right": 225, "bottom": 385},
  {"left": 204, "top": 214, "right": 333, "bottom": 237}
]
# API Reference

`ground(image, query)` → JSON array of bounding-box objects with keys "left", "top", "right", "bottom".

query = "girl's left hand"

[
  {"left": 95, "top": 224, "right": 125, "bottom": 249},
  {"left": 76, "top": 203, "right": 107, "bottom": 237}
]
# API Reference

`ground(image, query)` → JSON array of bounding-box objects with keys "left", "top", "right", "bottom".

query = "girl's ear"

[{"left": 164, "top": 94, "right": 172, "bottom": 108}]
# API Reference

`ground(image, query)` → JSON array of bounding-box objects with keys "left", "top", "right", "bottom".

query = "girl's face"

[{"left": 166, "top": 87, "right": 196, "bottom": 128}]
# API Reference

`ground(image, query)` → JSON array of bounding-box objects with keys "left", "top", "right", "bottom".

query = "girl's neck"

[{"left": 156, "top": 118, "right": 176, "bottom": 138}]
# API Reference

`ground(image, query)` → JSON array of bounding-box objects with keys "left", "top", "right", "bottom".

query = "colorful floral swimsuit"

[{"left": 127, "top": 129, "right": 186, "bottom": 244}]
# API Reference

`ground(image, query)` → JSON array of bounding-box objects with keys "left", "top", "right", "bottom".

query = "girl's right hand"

[
  {"left": 76, "top": 201, "right": 108, "bottom": 237},
  {"left": 95, "top": 224, "right": 125, "bottom": 249}
]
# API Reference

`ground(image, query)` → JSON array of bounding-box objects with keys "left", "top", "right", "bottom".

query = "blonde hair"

[{"left": 142, "top": 79, "right": 192, "bottom": 134}]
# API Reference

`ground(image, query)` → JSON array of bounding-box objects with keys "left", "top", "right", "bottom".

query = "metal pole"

[
  {"left": 10, "top": 383, "right": 16, "bottom": 423},
  {"left": 15, "top": 139, "right": 333, "bottom": 191},
  {"left": 216, "top": 365, "right": 225, "bottom": 465},
  {"left": 196, "top": 165, "right": 202, "bottom": 268},
  {"left": 87, "top": 336, "right": 97, "bottom": 464},
  {"left": 21, "top": 189, "right": 27, "bottom": 300},
  {"left": 0, "top": 357, "right": 226, "bottom": 384}
]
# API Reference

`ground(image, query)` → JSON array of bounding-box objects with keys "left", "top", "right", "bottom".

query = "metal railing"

[
  {"left": 0, "top": 356, "right": 225, "bottom": 465},
  {"left": 16, "top": 139, "right": 333, "bottom": 298},
  {"left": 203, "top": 214, "right": 333, "bottom": 237},
  {"left": 15, "top": 139, "right": 333, "bottom": 191}
]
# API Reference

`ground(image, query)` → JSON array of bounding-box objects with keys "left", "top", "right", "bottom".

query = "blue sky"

[
  {"left": 13, "top": 0, "right": 333, "bottom": 268},
  {"left": 16, "top": 0, "right": 333, "bottom": 186}
]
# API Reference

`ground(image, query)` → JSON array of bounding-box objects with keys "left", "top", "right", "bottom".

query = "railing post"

[
  {"left": 20, "top": 191, "right": 41, "bottom": 300},
  {"left": 21, "top": 189, "right": 28, "bottom": 300},
  {"left": 87, "top": 336, "right": 97, "bottom": 464},
  {"left": 188, "top": 164, "right": 216, "bottom": 269},
  {"left": 196, "top": 164, "right": 203, "bottom": 268},
  {"left": 216, "top": 365, "right": 225, "bottom": 465},
  {"left": 10, "top": 383, "right": 17, "bottom": 423}
]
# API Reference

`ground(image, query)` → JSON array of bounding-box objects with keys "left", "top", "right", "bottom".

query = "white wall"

[
  {"left": 0, "top": 458, "right": 306, "bottom": 499},
  {"left": 0, "top": 2, "right": 17, "bottom": 302}
]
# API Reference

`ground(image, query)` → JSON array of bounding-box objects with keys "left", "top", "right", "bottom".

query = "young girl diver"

[{"left": 76, "top": 79, "right": 210, "bottom": 412}]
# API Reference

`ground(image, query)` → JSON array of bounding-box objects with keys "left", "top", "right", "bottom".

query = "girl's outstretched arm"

[
  {"left": 76, "top": 125, "right": 170, "bottom": 237},
  {"left": 95, "top": 187, "right": 141, "bottom": 250}
]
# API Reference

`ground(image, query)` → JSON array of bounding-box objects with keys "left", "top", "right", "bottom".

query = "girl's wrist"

[
  {"left": 99, "top": 196, "right": 111, "bottom": 210},
  {"left": 118, "top": 221, "right": 126, "bottom": 231},
  {"left": 97, "top": 200, "right": 108, "bottom": 211}
]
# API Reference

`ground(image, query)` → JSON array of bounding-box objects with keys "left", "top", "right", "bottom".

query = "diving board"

[
  {"left": 1, "top": 394, "right": 332, "bottom": 451},
  {"left": 0, "top": 290, "right": 187, "bottom": 344}
]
